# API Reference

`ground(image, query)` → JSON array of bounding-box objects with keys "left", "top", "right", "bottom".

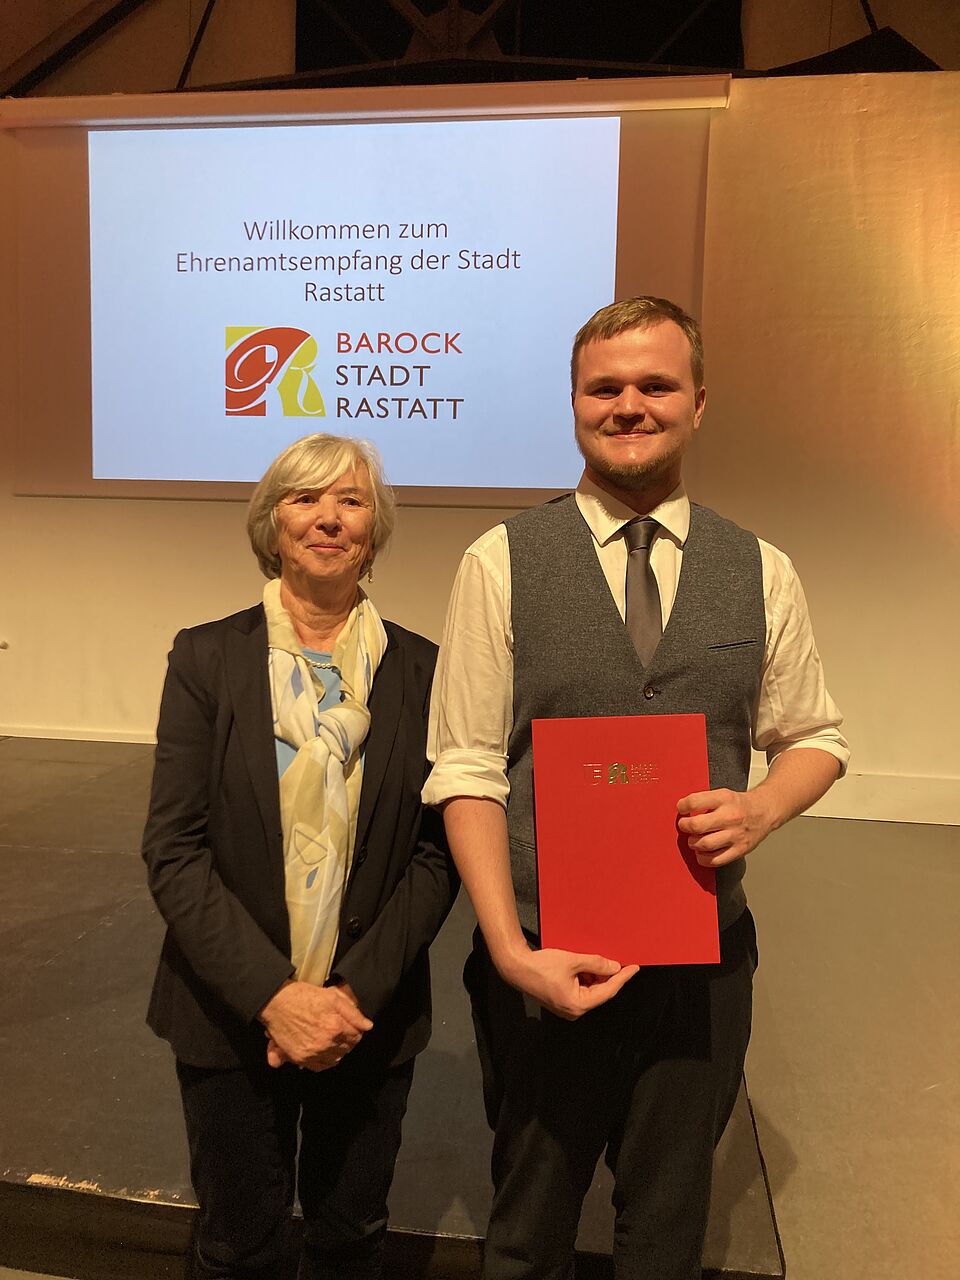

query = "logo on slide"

[{"left": 225, "top": 327, "right": 326, "bottom": 417}]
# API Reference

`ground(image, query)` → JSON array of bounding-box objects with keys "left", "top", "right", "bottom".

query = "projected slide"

[{"left": 88, "top": 117, "right": 620, "bottom": 487}]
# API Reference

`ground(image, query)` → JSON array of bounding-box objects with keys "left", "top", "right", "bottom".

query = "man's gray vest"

[{"left": 505, "top": 494, "right": 765, "bottom": 937}]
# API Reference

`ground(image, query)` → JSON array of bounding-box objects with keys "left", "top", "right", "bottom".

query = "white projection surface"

[{"left": 88, "top": 117, "right": 620, "bottom": 486}]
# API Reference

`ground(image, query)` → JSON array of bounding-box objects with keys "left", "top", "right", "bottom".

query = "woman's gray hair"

[{"left": 247, "top": 433, "right": 396, "bottom": 579}]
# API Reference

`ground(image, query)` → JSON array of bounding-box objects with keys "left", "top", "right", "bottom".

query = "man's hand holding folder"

[
  {"left": 496, "top": 946, "right": 641, "bottom": 1022},
  {"left": 677, "top": 746, "right": 841, "bottom": 866}
]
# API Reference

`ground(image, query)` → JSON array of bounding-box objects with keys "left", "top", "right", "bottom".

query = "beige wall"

[
  {"left": 2, "top": 73, "right": 959, "bottom": 823},
  {"left": 696, "top": 72, "right": 960, "bottom": 820}
]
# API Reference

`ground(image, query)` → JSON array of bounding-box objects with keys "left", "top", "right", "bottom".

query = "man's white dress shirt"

[{"left": 424, "top": 476, "right": 848, "bottom": 807}]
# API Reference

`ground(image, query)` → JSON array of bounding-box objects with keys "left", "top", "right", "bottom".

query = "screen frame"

[{"left": 5, "top": 74, "right": 728, "bottom": 509}]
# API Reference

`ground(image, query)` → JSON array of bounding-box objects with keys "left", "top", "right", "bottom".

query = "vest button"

[
  {"left": 355, "top": 845, "right": 367, "bottom": 866},
  {"left": 643, "top": 685, "right": 656, "bottom": 699},
  {"left": 346, "top": 916, "right": 363, "bottom": 938}
]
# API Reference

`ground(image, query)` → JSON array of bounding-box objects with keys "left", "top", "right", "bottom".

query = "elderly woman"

[{"left": 142, "top": 433, "right": 457, "bottom": 1280}]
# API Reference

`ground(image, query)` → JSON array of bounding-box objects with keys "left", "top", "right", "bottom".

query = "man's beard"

[{"left": 575, "top": 430, "right": 683, "bottom": 493}]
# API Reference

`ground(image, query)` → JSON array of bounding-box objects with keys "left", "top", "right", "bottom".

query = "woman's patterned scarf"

[{"left": 263, "top": 577, "right": 387, "bottom": 984}]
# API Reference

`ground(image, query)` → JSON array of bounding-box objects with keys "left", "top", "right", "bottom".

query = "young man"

[{"left": 424, "top": 297, "right": 847, "bottom": 1280}]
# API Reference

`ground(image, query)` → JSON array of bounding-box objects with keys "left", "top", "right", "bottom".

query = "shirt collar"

[{"left": 574, "top": 472, "right": 690, "bottom": 548}]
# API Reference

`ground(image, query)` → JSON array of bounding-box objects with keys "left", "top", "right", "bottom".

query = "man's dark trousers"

[{"left": 466, "top": 908, "right": 758, "bottom": 1280}]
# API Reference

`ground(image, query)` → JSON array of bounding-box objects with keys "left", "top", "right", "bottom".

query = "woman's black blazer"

[{"left": 142, "top": 603, "right": 457, "bottom": 1070}]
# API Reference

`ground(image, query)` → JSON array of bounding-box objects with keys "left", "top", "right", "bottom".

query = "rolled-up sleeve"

[
  {"left": 755, "top": 542, "right": 850, "bottom": 774},
  {"left": 423, "top": 527, "right": 514, "bottom": 807}
]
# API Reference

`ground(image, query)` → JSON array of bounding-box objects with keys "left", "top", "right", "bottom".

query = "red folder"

[{"left": 532, "top": 713, "right": 719, "bottom": 966}]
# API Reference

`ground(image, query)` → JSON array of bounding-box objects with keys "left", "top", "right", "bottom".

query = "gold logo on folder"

[{"left": 582, "top": 762, "right": 660, "bottom": 785}]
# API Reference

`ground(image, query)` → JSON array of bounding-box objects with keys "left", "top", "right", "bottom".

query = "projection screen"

[{"left": 5, "top": 75, "right": 727, "bottom": 505}]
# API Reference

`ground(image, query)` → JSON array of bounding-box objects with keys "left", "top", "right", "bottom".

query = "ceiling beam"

[
  {"left": 644, "top": 0, "right": 723, "bottom": 65},
  {"left": 175, "top": 0, "right": 218, "bottom": 91},
  {"left": 307, "top": 0, "right": 381, "bottom": 63}
]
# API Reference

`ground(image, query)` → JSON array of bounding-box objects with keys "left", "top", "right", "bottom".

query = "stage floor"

[{"left": 0, "top": 736, "right": 782, "bottom": 1279}]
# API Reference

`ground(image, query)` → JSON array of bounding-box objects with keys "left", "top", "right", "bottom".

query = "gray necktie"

[{"left": 623, "top": 518, "right": 662, "bottom": 668}]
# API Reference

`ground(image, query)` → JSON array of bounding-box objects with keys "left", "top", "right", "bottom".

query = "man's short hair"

[
  {"left": 571, "top": 296, "right": 704, "bottom": 392},
  {"left": 247, "top": 432, "right": 396, "bottom": 579}
]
